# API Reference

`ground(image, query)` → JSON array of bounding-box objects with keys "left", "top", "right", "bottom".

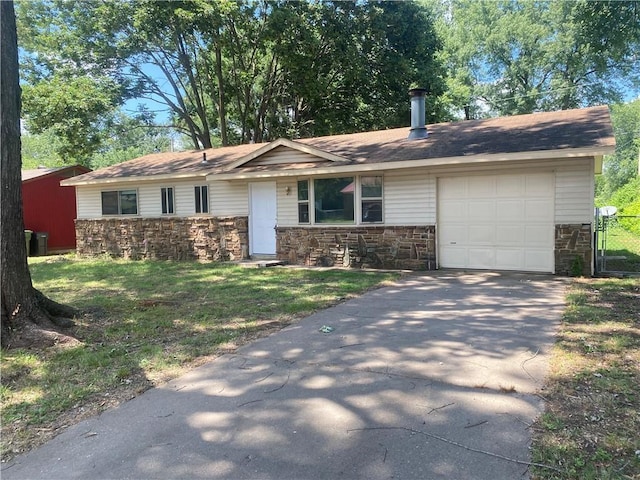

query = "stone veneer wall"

[
  {"left": 555, "top": 223, "right": 592, "bottom": 276},
  {"left": 276, "top": 226, "right": 436, "bottom": 270},
  {"left": 75, "top": 217, "right": 248, "bottom": 261}
]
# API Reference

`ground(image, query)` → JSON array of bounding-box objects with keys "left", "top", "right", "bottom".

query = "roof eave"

[
  {"left": 61, "top": 170, "right": 209, "bottom": 187},
  {"left": 206, "top": 145, "right": 615, "bottom": 181}
]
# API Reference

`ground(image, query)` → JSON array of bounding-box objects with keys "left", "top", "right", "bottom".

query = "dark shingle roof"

[{"left": 64, "top": 105, "right": 614, "bottom": 185}]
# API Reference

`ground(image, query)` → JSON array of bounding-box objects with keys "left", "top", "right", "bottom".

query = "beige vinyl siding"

[
  {"left": 209, "top": 180, "right": 248, "bottom": 216},
  {"left": 75, "top": 179, "right": 209, "bottom": 218},
  {"left": 554, "top": 158, "right": 594, "bottom": 224},
  {"left": 137, "top": 184, "right": 161, "bottom": 216},
  {"left": 127, "top": 181, "right": 206, "bottom": 217},
  {"left": 174, "top": 183, "right": 196, "bottom": 216},
  {"left": 277, "top": 178, "right": 298, "bottom": 225},
  {"left": 76, "top": 186, "right": 103, "bottom": 218},
  {"left": 74, "top": 157, "right": 595, "bottom": 226},
  {"left": 384, "top": 168, "right": 436, "bottom": 225}
]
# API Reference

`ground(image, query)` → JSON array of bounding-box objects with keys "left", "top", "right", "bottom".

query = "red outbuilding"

[{"left": 22, "top": 165, "right": 91, "bottom": 254}]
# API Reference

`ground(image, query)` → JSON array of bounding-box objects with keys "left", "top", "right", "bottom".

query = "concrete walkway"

[{"left": 2, "top": 271, "right": 566, "bottom": 479}]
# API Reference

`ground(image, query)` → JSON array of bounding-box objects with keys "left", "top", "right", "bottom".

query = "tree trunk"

[
  {"left": 1, "top": 0, "right": 78, "bottom": 349},
  {"left": 214, "top": 41, "right": 228, "bottom": 147}
]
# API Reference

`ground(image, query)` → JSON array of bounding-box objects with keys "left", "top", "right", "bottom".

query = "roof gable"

[{"left": 224, "top": 138, "right": 348, "bottom": 171}]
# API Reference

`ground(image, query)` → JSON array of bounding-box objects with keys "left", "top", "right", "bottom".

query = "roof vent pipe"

[
  {"left": 201, "top": 152, "right": 208, "bottom": 164},
  {"left": 408, "top": 88, "right": 428, "bottom": 140}
]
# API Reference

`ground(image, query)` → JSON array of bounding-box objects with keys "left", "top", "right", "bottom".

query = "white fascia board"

[
  {"left": 61, "top": 171, "right": 209, "bottom": 187},
  {"left": 207, "top": 146, "right": 615, "bottom": 181}
]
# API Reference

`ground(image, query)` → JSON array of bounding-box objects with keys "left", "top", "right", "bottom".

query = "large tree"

[
  {"left": 436, "top": 0, "right": 640, "bottom": 117},
  {"left": 597, "top": 99, "right": 640, "bottom": 201},
  {"left": 1, "top": 0, "right": 77, "bottom": 349},
  {"left": 17, "top": 0, "right": 447, "bottom": 154}
]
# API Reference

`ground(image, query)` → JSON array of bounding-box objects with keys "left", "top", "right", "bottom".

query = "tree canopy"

[
  {"left": 436, "top": 0, "right": 640, "bottom": 117},
  {"left": 15, "top": 0, "right": 640, "bottom": 170},
  {"left": 17, "top": 0, "right": 446, "bottom": 161}
]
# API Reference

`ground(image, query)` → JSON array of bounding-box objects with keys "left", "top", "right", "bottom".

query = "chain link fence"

[{"left": 595, "top": 210, "right": 640, "bottom": 274}]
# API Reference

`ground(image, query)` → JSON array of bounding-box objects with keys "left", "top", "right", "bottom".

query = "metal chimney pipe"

[{"left": 408, "top": 88, "right": 428, "bottom": 140}]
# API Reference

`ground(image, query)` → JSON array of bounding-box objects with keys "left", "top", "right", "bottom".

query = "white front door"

[
  {"left": 438, "top": 173, "right": 555, "bottom": 272},
  {"left": 249, "top": 182, "right": 277, "bottom": 255}
]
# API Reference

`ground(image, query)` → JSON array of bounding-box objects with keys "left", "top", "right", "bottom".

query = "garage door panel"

[
  {"left": 439, "top": 178, "right": 466, "bottom": 198},
  {"left": 525, "top": 250, "right": 554, "bottom": 272},
  {"left": 524, "top": 225, "right": 553, "bottom": 246},
  {"left": 439, "top": 246, "right": 468, "bottom": 268},
  {"left": 497, "top": 225, "right": 524, "bottom": 244},
  {"left": 497, "top": 199, "right": 525, "bottom": 221},
  {"left": 467, "top": 248, "right": 495, "bottom": 269},
  {"left": 496, "top": 249, "right": 525, "bottom": 270},
  {"left": 469, "top": 200, "right": 496, "bottom": 221},
  {"left": 468, "top": 176, "right": 495, "bottom": 197},
  {"left": 440, "top": 225, "right": 466, "bottom": 244},
  {"left": 438, "top": 173, "right": 554, "bottom": 272},
  {"left": 496, "top": 175, "right": 525, "bottom": 196},
  {"left": 468, "top": 224, "right": 495, "bottom": 244},
  {"left": 439, "top": 200, "right": 467, "bottom": 220}
]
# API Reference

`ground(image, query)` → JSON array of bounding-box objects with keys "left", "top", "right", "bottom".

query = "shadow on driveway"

[{"left": 2, "top": 271, "right": 566, "bottom": 480}]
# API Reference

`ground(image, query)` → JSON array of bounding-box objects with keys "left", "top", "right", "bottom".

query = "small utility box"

[{"left": 36, "top": 232, "right": 49, "bottom": 256}]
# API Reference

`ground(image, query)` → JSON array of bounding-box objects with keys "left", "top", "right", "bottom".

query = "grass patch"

[
  {"left": 530, "top": 277, "right": 640, "bottom": 479},
  {"left": 598, "top": 224, "right": 640, "bottom": 272},
  {"left": 1, "top": 256, "right": 399, "bottom": 460}
]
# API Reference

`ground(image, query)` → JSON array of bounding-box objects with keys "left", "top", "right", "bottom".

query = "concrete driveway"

[{"left": 2, "top": 271, "right": 565, "bottom": 480}]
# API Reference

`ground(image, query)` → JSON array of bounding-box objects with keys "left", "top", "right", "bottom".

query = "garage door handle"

[{"left": 450, "top": 242, "right": 457, "bottom": 245}]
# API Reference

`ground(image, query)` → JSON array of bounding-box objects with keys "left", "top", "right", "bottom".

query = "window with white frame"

[
  {"left": 314, "top": 177, "right": 355, "bottom": 224},
  {"left": 194, "top": 185, "right": 209, "bottom": 214},
  {"left": 101, "top": 190, "right": 138, "bottom": 215},
  {"left": 361, "top": 176, "right": 383, "bottom": 223},
  {"left": 161, "top": 187, "right": 174, "bottom": 215},
  {"left": 297, "top": 180, "right": 309, "bottom": 223},
  {"left": 297, "top": 176, "right": 384, "bottom": 225}
]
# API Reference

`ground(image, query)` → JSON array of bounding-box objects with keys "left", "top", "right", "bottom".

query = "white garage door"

[{"left": 438, "top": 173, "right": 554, "bottom": 272}]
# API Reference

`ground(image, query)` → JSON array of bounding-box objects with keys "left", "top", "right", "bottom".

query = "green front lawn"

[
  {"left": 1, "top": 256, "right": 399, "bottom": 460},
  {"left": 530, "top": 278, "right": 640, "bottom": 479}
]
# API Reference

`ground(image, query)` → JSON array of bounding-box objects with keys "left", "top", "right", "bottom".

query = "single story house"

[
  {"left": 62, "top": 93, "right": 615, "bottom": 275},
  {"left": 22, "top": 165, "right": 91, "bottom": 253}
]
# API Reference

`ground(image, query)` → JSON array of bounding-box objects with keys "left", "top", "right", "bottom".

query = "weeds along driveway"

[{"left": 3, "top": 271, "right": 566, "bottom": 480}]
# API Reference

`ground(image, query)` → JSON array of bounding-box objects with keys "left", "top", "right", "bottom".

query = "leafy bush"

[
  {"left": 610, "top": 176, "right": 640, "bottom": 208},
  {"left": 619, "top": 201, "right": 640, "bottom": 236}
]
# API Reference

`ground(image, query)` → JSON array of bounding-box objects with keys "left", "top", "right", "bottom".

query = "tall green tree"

[
  {"left": 17, "top": 0, "right": 447, "bottom": 156},
  {"left": 597, "top": 99, "right": 640, "bottom": 201},
  {"left": 272, "top": 1, "right": 445, "bottom": 138},
  {"left": 1, "top": 0, "right": 77, "bottom": 349},
  {"left": 436, "top": 0, "right": 640, "bottom": 117}
]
